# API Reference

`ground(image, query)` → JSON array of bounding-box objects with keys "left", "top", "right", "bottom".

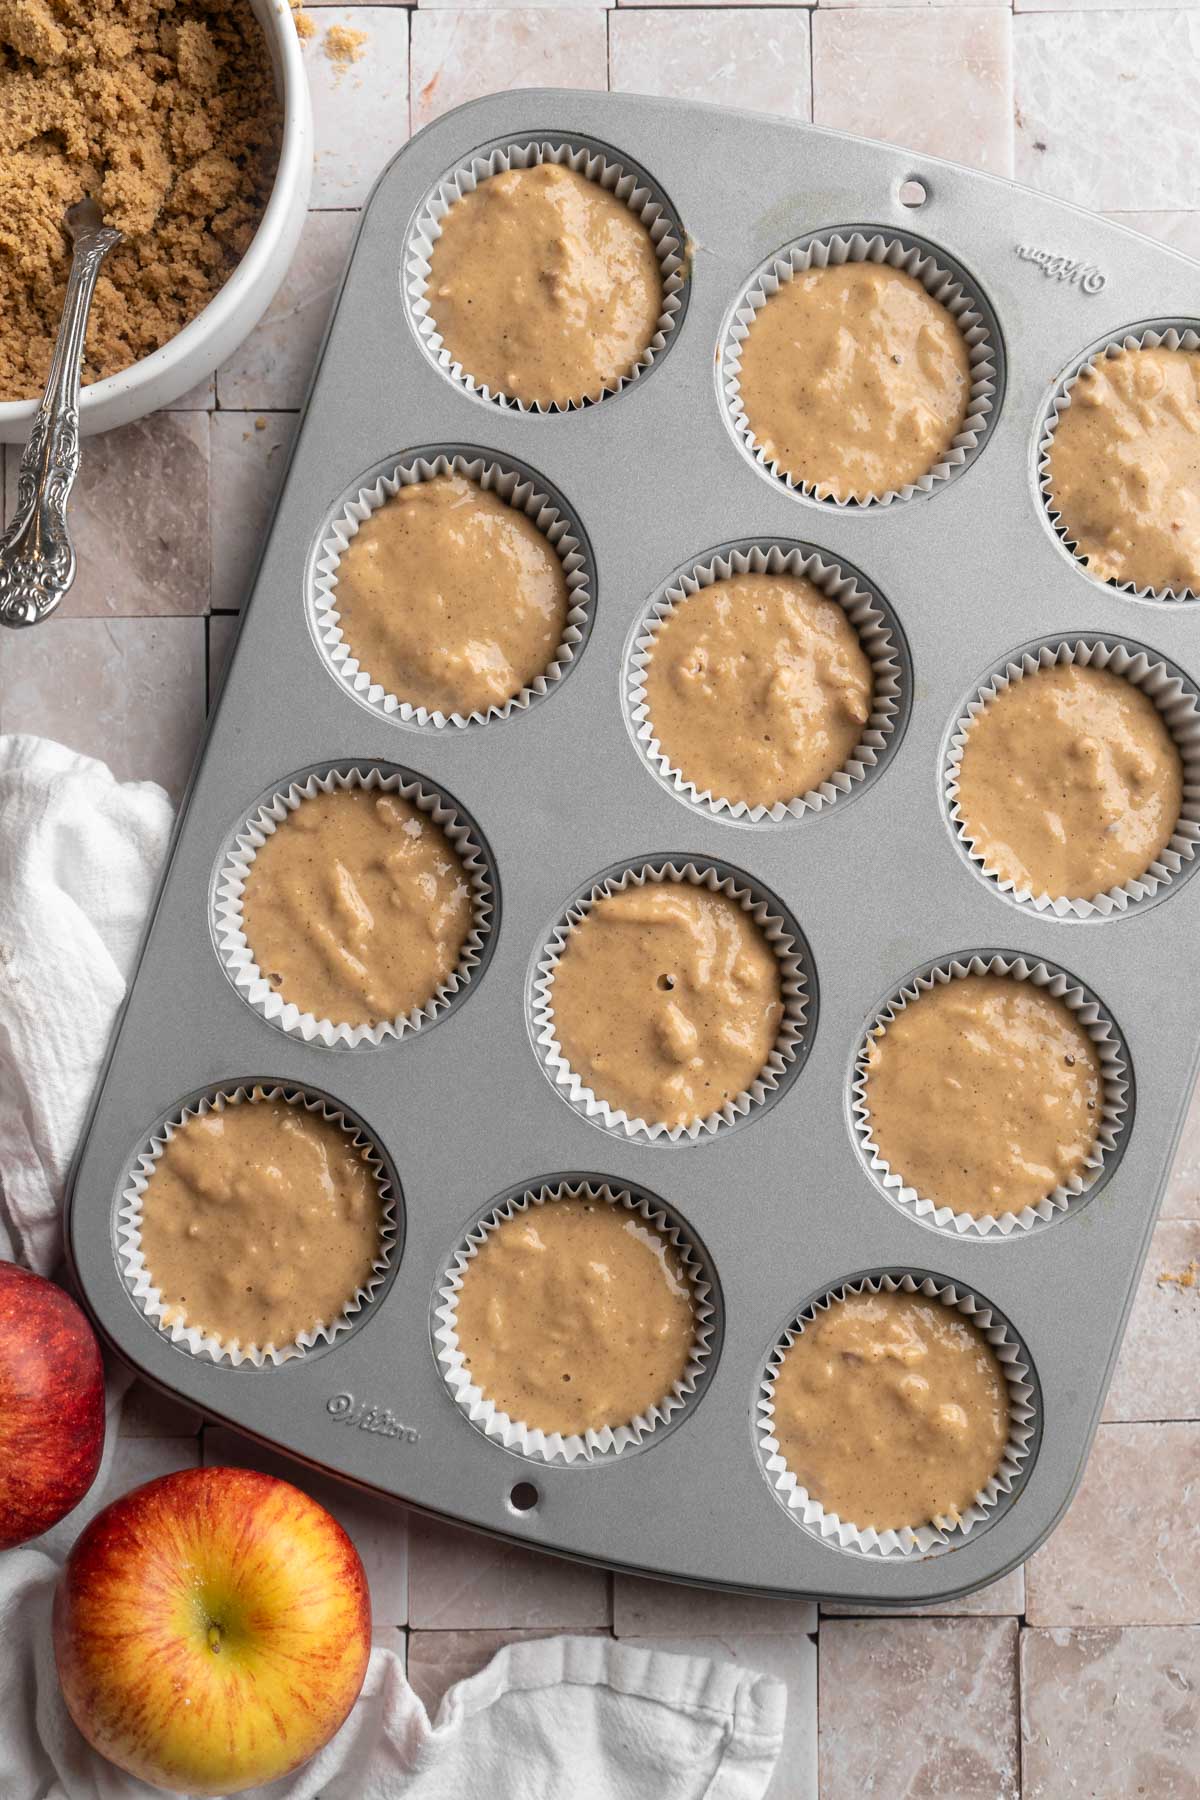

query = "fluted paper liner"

[
  {"left": 627, "top": 542, "right": 907, "bottom": 821},
  {"left": 214, "top": 764, "right": 495, "bottom": 1048},
  {"left": 721, "top": 230, "right": 999, "bottom": 506},
  {"left": 945, "top": 637, "right": 1200, "bottom": 919},
  {"left": 1038, "top": 324, "right": 1200, "bottom": 602},
  {"left": 311, "top": 452, "right": 593, "bottom": 728},
  {"left": 533, "top": 860, "right": 810, "bottom": 1142},
  {"left": 757, "top": 1273, "right": 1036, "bottom": 1557},
  {"left": 852, "top": 953, "right": 1130, "bottom": 1238},
  {"left": 405, "top": 139, "right": 686, "bottom": 411},
  {"left": 435, "top": 1180, "right": 715, "bottom": 1463},
  {"left": 117, "top": 1085, "right": 397, "bottom": 1367}
]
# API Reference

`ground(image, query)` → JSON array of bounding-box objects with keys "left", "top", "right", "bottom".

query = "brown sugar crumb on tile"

[
  {"left": 289, "top": 3, "right": 315, "bottom": 41},
  {"left": 1158, "top": 1259, "right": 1198, "bottom": 1289},
  {"left": 323, "top": 23, "right": 367, "bottom": 65}
]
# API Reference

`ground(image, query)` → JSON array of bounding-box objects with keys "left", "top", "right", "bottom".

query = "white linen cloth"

[{"left": 0, "top": 734, "right": 786, "bottom": 1800}]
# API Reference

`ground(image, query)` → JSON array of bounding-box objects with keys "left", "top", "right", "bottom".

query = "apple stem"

[{"left": 207, "top": 1622, "right": 223, "bottom": 1654}]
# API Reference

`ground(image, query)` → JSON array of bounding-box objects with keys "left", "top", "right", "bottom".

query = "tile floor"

[{"left": 6, "top": 8, "right": 1199, "bottom": 1795}]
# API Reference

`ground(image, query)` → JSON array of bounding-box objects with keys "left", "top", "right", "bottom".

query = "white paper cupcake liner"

[
  {"left": 434, "top": 1179, "right": 716, "bottom": 1464},
  {"left": 721, "top": 230, "right": 999, "bottom": 507},
  {"left": 310, "top": 452, "right": 593, "bottom": 728},
  {"left": 117, "top": 1084, "right": 398, "bottom": 1367},
  {"left": 945, "top": 637, "right": 1200, "bottom": 919},
  {"left": 405, "top": 138, "right": 687, "bottom": 412},
  {"left": 532, "top": 859, "right": 810, "bottom": 1143},
  {"left": 757, "top": 1272, "right": 1037, "bottom": 1557},
  {"left": 851, "top": 953, "right": 1130, "bottom": 1239},
  {"left": 213, "top": 763, "right": 496, "bottom": 1048},
  {"left": 626, "top": 541, "right": 908, "bottom": 822},
  {"left": 1038, "top": 323, "right": 1200, "bottom": 602}
]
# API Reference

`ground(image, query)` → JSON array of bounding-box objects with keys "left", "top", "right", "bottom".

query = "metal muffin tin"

[{"left": 67, "top": 91, "right": 1200, "bottom": 1604}]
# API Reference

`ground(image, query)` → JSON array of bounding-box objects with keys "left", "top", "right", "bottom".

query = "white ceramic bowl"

[{"left": 0, "top": 0, "right": 313, "bottom": 442}]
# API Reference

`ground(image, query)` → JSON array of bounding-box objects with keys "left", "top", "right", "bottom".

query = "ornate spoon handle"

[{"left": 0, "top": 200, "right": 121, "bottom": 628}]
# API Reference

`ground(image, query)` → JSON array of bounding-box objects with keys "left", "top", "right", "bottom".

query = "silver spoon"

[{"left": 0, "top": 198, "right": 122, "bottom": 628}]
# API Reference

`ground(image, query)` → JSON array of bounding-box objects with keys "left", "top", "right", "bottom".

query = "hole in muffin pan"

[
  {"left": 402, "top": 132, "right": 690, "bottom": 413},
  {"left": 305, "top": 445, "right": 597, "bottom": 731},
  {"left": 1034, "top": 319, "right": 1200, "bottom": 604},
  {"left": 507, "top": 1481, "right": 540, "bottom": 1514},
  {"left": 113, "top": 1080, "right": 405, "bottom": 1368},
  {"left": 897, "top": 178, "right": 928, "bottom": 210},
  {"left": 527, "top": 856, "right": 817, "bottom": 1145},
  {"left": 755, "top": 1269, "right": 1041, "bottom": 1559},
  {"left": 847, "top": 951, "right": 1133, "bottom": 1241},
  {"left": 209, "top": 759, "right": 501, "bottom": 1049},
  {"left": 431, "top": 1174, "right": 724, "bottom": 1466}
]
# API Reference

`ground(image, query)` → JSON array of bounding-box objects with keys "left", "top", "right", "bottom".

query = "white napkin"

[{"left": 0, "top": 734, "right": 787, "bottom": 1800}]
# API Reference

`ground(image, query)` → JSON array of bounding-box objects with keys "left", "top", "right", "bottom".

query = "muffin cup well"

[
  {"left": 945, "top": 637, "right": 1200, "bottom": 920},
  {"left": 626, "top": 541, "right": 908, "bottom": 822},
  {"left": 757, "top": 1272, "right": 1037, "bottom": 1557},
  {"left": 532, "top": 859, "right": 811, "bottom": 1143},
  {"left": 434, "top": 1179, "right": 716, "bottom": 1464},
  {"left": 1038, "top": 323, "right": 1200, "bottom": 603},
  {"left": 213, "top": 763, "right": 496, "bottom": 1048},
  {"left": 405, "top": 138, "right": 687, "bottom": 412},
  {"left": 310, "top": 451, "right": 593, "bottom": 728},
  {"left": 721, "top": 229, "right": 999, "bottom": 507},
  {"left": 117, "top": 1085, "right": 398, "bottom": 1367},
  {"left": 852, "top": 953, "right": 1130, "bottom": 1239}
]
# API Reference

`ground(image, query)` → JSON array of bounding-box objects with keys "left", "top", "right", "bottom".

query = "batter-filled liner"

[
  {"left": 310, "top": 451, "right": 593, "bottom": 728},
  {"left": 117, "top": 1084, "right": 398, "bottom": 1367},
  {"left": 214, "top": 763, "right": 496, "bottom": 1048},
  {"left": 1037, "top": 323, "right": 1200, "bottom": 603},
  {"left": 405, "top": 137, "right": 687, "bottom": 412},
  {"left": 757, "top": 1273, "right": 1036, "bottom": 1557},
  {"left": 532, "top": 859, "right": 811, "bottom": 1143},
  {"left": 627, "top": 541, "right": 907, "bottom": 821},
  {"left": 721, "top": 229, "right": 999, "bottom": 507},
  {"left": 945, "top": 637, "right": 1200, "bottom": 920},
  {"left": 434, "top": 1179, "right": 716, "bottom": 1464},
  {"left": 851, "top": 953, "right": 1130, "bottom": 1239}
]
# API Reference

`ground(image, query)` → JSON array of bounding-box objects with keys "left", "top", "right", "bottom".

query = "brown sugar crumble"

[
  {"left": 0, "top": 0, "right": 283, "bottom": 400},
  {"left": 323, "top": 23, "right": 366, "bottom": 64},
  {"left": 1159, "top": 1259, "right": 1198, "bottom": 1290}
]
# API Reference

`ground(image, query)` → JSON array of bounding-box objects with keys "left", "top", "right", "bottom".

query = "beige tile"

[
  {"left": 819, "top": 1617, "right": 1019, "bottom": 1799},
  {"left": 1165, "top": 1074, "right": 1200, "bottom": 1219},
  {"left": 618, "top": 0, "right": 809, "bottom": 9},
  {"left": 5, "top": 414, "right": 210, "bottom": 618},
  {"left": 407, "top": 1513, "right": 610, "bottom": 1630},
  {"left": 204, "top": 1426, "right": 409, "bottom": 1626},
  {"left": 821, "top": 1566, "right": 1025, "bottom": 1618},
  {"left": 820, "top": 0, "right": 1007, "bottom": 8},
  {"left": 410, "top": 10, "right": 607, "bottom": 131},
  {"left": 173, "top": 374, "right": 216, "bottom": 409},
  {"left": 0, "top": 616, "right": 205, "bottom": 801},
  {"left": 304, "top": 8, "right": 410, "bottom": 208},
  {"left": 812, "top": 8, "right": 1013, "bottom": 176},
  {"left": 207, "top": 613, "right": 241, "bottom": 710},
  {"left": 210, "top": 412, "right": 299, "bottom": 613},
  {"left": 1106, "top": 211, "right": 1200, "bottom": 267},
  {"left": 1018, "top": 0, "right": 1192, "bottom": 10},
  {"left": 624, "top": 1634, "right": 815, "bottom": 1800},
  {"left": 614, "top": 1572, "right": 817, "bottom": 1637},
  {"left": 406, "top": 1626, "right": 608, "bottom": 1716},
  {"left": 1021, "top": 1627, "right": 1200, "bottom": 1799},
  {"left": 1015, "top": 13, "right": 1200, "bottom": 212},
  {"left": 1025, "top": 1423, "right": 1200, "bottom": 1627},
  {"left": 118, "top": 1381, "right": 203, "bottom": 1440},
  {"left": 216, "top": 211, "right": 359, "bottom": 410},
  {"left": 609, "top": 11, "right": 811, "bottom": 120},
  {"left": 1104, "top": 1221, "right": 1200, "bottom": 1423}
]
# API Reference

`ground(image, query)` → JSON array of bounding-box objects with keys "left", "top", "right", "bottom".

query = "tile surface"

[
  {"left": 614, "top": 1573, "right": 818, "bottom": 1638},
  {"left": 409, "top": 10, "right": 607, "bottom": 130},
  {"left": 216, "top": 210, "right": 360, "bottom": 411},
  {"left": 609, "top": 11, "right": 812, "bottom": 119},
  {"left": 1104, "top": 1221, "right": 1200, "bottom": 1422},
  {"left": 304, "top": 8, "right": 411, "bottom": 208},
  {"left": 407, "top": 1514, "right": 611, "bottom": 1629},
  {"left": 210, "top": 413, "right": 300, "bottom": 614}
]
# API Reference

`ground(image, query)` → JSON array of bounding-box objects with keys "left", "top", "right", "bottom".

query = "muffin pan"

[{"left": 66, "top": 91, "right": 1200, "bottom": 1605}]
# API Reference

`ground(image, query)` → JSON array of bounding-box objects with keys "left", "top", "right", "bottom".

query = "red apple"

[
  {"left": 0, "top": 1260, "right": 105, "bottom": 1548},
  {"left": 54, "top": 1465, "right": 371, "bottom": 1795}
]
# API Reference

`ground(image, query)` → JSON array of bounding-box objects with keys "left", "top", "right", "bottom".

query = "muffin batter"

[
  {"left": 956, "top": 663, "right": 1183, "bottom": 899},
  {"left": 334, "top": 474, "right": 570, "bottom": 716},
  {"left": 138, "top": 1095, "right": 384, "bottom": 1350},
  {"left": 643, "top": 573, "right": 874, "bottom": 807},
  {"left": 863, "top": 974, "right": 1103, "bottom": 1218},
  {"left": 550, "top": 881, "right": 784, "bottom": 1130},
  {"left": 427, "top": 162, "right": 663, "bottom": 408},
  {"left": 453, "top": 1192, "right": 696, "bottom": 1437},
  {"left": 1047, "top": 346, "right": 1200, "bottom": 595},
  {"left": 771, "top": 1288, "right": 1010, "bottom": 1532},
  {"left": 737, "top": 262, "right": 972, "bottom": 500},
  {"left": 240, "top": 786, "right": 474, "bottom": 1027}
]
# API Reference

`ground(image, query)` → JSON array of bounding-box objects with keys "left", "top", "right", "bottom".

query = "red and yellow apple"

[
  {"left": 0, "top": 1260, "right": 105, "bottom": 1548},
  {"left": 53, "top": 1465, "right": 371, "bottom": 1796}
]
